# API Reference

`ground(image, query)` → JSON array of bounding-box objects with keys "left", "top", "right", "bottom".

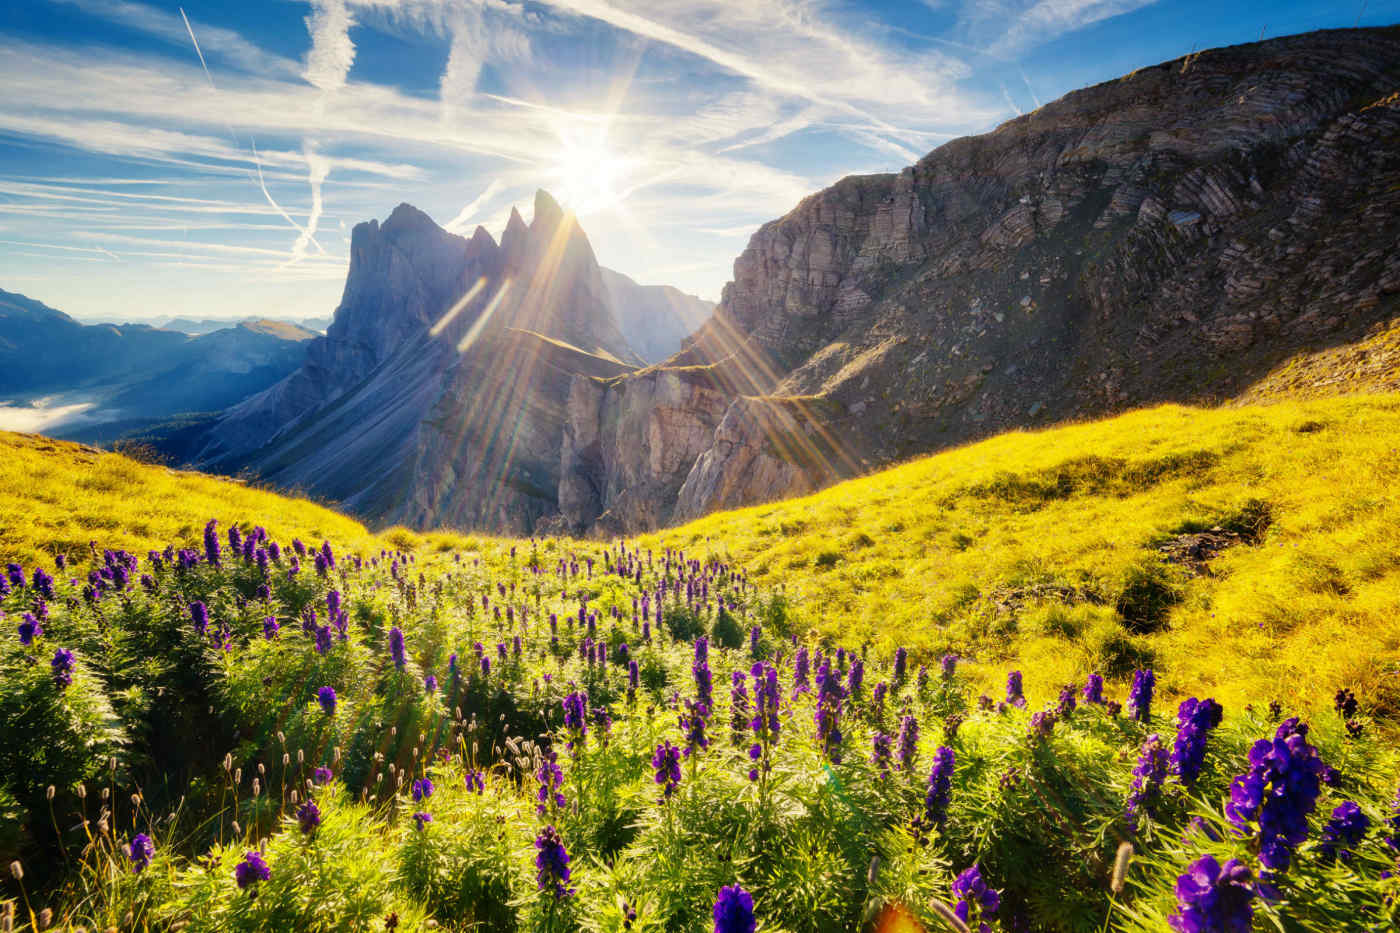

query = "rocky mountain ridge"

[{"left": 550, "top": 26, "right": 1400, "bottom": 535}]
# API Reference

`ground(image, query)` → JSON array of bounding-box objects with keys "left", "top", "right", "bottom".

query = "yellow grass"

[
  {"left": 645, "top": 395, "right": 1400, "bottom": 713},
  {"left": 6, "top": 391, "right": 1400, "bottom": 714}
]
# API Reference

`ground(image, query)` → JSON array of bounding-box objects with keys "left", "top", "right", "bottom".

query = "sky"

[{"left": 0, "top": 0, "right": 1393, "bottom": 323}]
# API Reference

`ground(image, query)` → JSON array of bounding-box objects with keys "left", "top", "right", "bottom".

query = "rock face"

[
  {"left": 599, "top": 268, "right": 713, "bottom": 362},
  {"left": 554, "top": 27, "right": 1400, "bottom": 534},
  {"left": 180, "top": 191, "right": 645, "bottom": 530}
]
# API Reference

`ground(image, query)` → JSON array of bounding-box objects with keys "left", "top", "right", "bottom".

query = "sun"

[{"left": 549, "top": 123, "right": 638, "bottom": 217}]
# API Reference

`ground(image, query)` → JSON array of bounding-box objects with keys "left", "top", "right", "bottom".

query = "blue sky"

[{"left": 0, "top": 0, "right": 1393, "bottom": 322}]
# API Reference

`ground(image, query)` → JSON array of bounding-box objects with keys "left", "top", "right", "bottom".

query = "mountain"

[
  {"left": 177, "top": 191, "right": 645, "bottom": 531},
  {"left": 158, "top": 315, "right": 333, "bottom": 336},
  {"left": 552, "top": 27, "right": 1400, "bottom": 535},
  {"left": 600, "top": 268, "right": 713, "bottom": 362},
  {"left": 0, "top": 289, "right": 315, "bottom": 440}
]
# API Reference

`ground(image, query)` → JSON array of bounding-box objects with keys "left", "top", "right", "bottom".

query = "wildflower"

[
  {"left": 749, "top": 624, "right": 761, "bottom": 656},
  {"left": 893, "top": 646, "right": 908, "bottom": 683},
  {"left": 388, "top": 627, "right": 406, "bottom": 668},
  {"left": 847, "top": 658, "right": 865, "bottom": 697},
  {"left": 1028, "top": 709, "right": 1057, "bottom": 741},
  {"left": 536, "top": 751, "right": 565, "bottom": 816},
  {"left": 316, "top": 686, "right": 336, "bottom": 716},
  {"left": 1170, "top": 698, "right": 1223, "bottom": 784},
  {"left": 1333, "top": 688, "right": 1358, "bottom": 719},
  {"left": 924, "top": 746, "right": 955, "bottom": 830},
  {"left": 32, "top": 568, "right": 54, "bottom": 600},
  {"left": 693, "top": 636, "right": 713, "bottom": 711},
  {"left": 1226, "top": 717, "right": 1326, "bottom": 872},
  {"left": 424, "top": 674, "right": 437, "bottom": 694},
  {"left": 128, "top": 833, "right": 154, "bottom": 873},
  {"left": 730, "top": 671, "right": 750, "bottom": 746},
  {"left": 712, "top": 884, "right": 756, "bottom": 933},
  {"left": 791, "top": 645, "right": 811, "bottom": 697},
  {"left": 17, "top": 613, "right": 42, "bottom": 645},
  {"left": 262, "top": 616, "right": 279, "bottom": 640},
  {"left": 814, "top": 659, "right": 846, "bottom": 763},
  {"left": 651, "top": 741, "right": 683, "bottom": 800},
  {"left": 951, "top": 865, "right": 1000, "bottom": 933},
  {"left": 203, "top": 520, "right": 221, "bottom": 567},
  {"left": 1385, "top": 785, "right": 1400, "bottom": 853},
  {"left": 1318, "top": 801, "right": 1369, "bottom": 864},
  {"left": 51, "top": 647, "right": 75, "bottom": 689},
  {"left": 680, "top": 699, "right": 710, "bottom": 755},
  {"left": 412, "top": 811, "right": 432, "bottom": 830},
  {"left": 1128, "top": 669, "right": 1155, "bottom": 723},
  {"left": 869, "top": 731, "right": 893, "bottom": 778},
  {"left": 190, "top": 601, "right": 209, "bottom": 636},
  {"left": 411, "top": 777, "right": 434, "bottom": 803},
  {"left": 465, "top": 770, "right": 485, "bottom": 794},
  {"left": 535, "top": 825, "right": 573, "bottom": 899},
  {"left": 1167, "top": 855, "right": 1255, "bottom": 933},
  {"left": 1004, "top": 670, "right": 1025, "bottom": 708},
  {"left": 234, "top": 851, "right": 270, "bottom": 890},
  {"left": 313, "top": 767, "right": 333, "bottom": 786},
  {"left": 896, "top": 714, "right": 919, "bottom": 772},
  {"left": 296, "top": 798, "right": 321, "bottom": 835},
  {"left": 1083, "top": 672, "right": 1105, "bottom": 704},
  {"left": 315, "top": 625, "right": 333, "bottom": 655},
  {"left": 1126, "top": 734, "right": 1169, "bottom": 832},
  {"left": 562, "top": 689, "right": 589, "bottom": 749},
  {"left": 1056, "top": 684, "right": 1077, "bottom": 718},
  {"left": 941, "top": 654, "right": 958, "bottom": 680}
]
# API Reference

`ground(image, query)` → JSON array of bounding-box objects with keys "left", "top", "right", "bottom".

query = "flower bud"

[
  {"left": 46, "top": 785, "right": 55, "bottom": 801},
  {"left": 8, "top": 860, "right": 22, "bottom": 880}
]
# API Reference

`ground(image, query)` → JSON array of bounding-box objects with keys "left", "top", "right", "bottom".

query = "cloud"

[
  {"left": 979, "top": 0, "right": 1160, "bottom": 57},
  {"left": 52, "top": 0, "right": 300, "bottom": 77},
  {"left": 289, "top": 142, "right": 332, "bottom": 263},
  {"left": 444, "top": 179, "right": 507, "bottom": 233},
  {"left": 304, "top": 0, "right": 357, "bottom": 92}
]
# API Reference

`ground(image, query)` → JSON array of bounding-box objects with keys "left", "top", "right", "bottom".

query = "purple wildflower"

[
  {"left": 1128, "top": 669, "right": 1155, "bottom": 723},
  {"left": 1168, "top": 855, "right": 1255, "bottom": 933},
  {"left": 316, "top": 686, "right": 336, "bottom": 716},
  {"left": 128, "top": 834, "right": 154, "bottom": 873},
  {"left": 651, "top": 741, "right": 683, "bottom": 800},
  {"left": 534, "top": 825, "right": 573, "bottom": 899},
  {"left": 189, "top": 601, "right": 209, "bottom": 636},
  {"left": 1126, "top": 734, "right": 1169, "bottom": 832},
  {"left": 18, "top": 613, "right": 42, "bottom": 645},
  {"left": 871, "top": 731, "right": 893, "bottom": 778},
  {"left": 296, "top": 798, "right": 321, "bottom": 835},
  {"left": 313, "top": 767, "right": 332, "bottom": 786},
  {"left": 896, "top": 714, "right": 919, "bottom": 772},
  {"left": 234, "top": 851, "right": 270, "bottom": 890},
  {"left": 562, "top": 689, "right": 589, "bottom": 749},
  {"left": 51, "top": 647, "right": 75, "bottom": 689},
  {"left": 424, "top": 674, "right": 437, "bottom": 694},
  {"left": 1318, "top": 801, "right": 1369, "bottom": 864},
  {"left": 951, "top": 865, "right": 1000, "bottom": 933},
  {"left": 1083, "top": 672, "right": 1104, "bottom": 705},
  {"left": 535, "top": 751, "right": 565, "bottom": 816},
  {"left": 712, "top": 884, "right": 756, "bottom": 933},
  {"left": 388, "top": 626, "right": 406, "bottom": 668},
  {"left": 924, "top": 746, "right": 955, "bottom": 831},
  {"left": 1005, "top": 670, "right": 1025, "bottom": 708},
  {"left": 203, "top": 520, "right": 221, "bottom": 567},
  {"left": 1170, "top": 698, "right": 1223, "bottom": 785},
  {"left": 263, "top": 616, "right": 279, "bottom": 640},
  {"left": 1226, "top": 717, "right": 1325, "bottom": 872},
  {"left": 411, "top": 777, "right": 434, "bottom": 803},
  {"left": 941, "top": 654, "right": 958, "bottom": 680},
  {"left": 814, "top": 659, "right": 846, "bottom": 763},
  {"left": 413, "top": 811, "right": 432, "bottom": 830}
]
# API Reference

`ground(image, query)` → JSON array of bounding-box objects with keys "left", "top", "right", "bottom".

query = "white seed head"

[
  {"left": 46, "top": 785, "right": 55, "bottom": 801},
  {"left": 1111, "top": 842, "right": 1134, "bottom": 894},
  {"left": 8, "top": 860, "right": 22, "bottom": 880}
]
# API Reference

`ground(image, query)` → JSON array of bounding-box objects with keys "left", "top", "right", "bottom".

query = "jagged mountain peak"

[{"left": 530, "top": 188, "right": 565, "bottom": 233}]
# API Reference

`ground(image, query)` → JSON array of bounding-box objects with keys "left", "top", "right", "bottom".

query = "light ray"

[{"left": 430, "top": 277, "right": 488, "bottom": 337}]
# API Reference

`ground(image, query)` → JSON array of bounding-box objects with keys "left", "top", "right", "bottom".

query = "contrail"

[{"left": 179, "top": 7, "right": 322, "bottom": 255}]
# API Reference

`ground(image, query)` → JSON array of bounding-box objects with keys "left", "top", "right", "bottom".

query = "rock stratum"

[{"left": 181, "top": 27, "right": 1400, "bottom": 535}]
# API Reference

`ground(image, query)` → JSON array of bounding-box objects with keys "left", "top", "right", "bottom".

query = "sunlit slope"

[
  {"left": 646, "top": 395, "right": 1400, "bottom": 712},
  {"left": 0, "top": 432, "right": 379, "bottom": 566}
]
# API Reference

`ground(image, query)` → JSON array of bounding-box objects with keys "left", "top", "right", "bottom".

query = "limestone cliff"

[{"left": 556, "top": 27, "right": 1400, "bottom": 534}]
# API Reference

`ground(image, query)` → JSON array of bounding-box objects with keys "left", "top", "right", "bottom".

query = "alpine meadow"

[{"left": 4, "top": 4, "right": 1400, "bottom": 933}]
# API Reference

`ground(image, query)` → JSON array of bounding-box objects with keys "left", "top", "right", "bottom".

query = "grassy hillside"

[
  {"left": 0, "top": 432, "right": 381, "bottom": 567},
  {"left": 2, "top": 405, "right": 1399, "bottom": 932},
  {"left": 645, "top": 395, "right": 1400, "bottom": 715}
]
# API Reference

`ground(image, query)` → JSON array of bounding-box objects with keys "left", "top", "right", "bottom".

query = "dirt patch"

[
  {"left": 1156, "top": 527, "right": 1245, "bottom": 576},
  {"left": 988, "top": 583, "right": 1104, "bottom": 615}
]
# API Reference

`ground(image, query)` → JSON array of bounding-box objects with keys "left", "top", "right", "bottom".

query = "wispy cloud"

[
  {"left": 977, "top": 0, "right": 1160, "bottom": 57},
  {"left": 444, "top": 179, "right": 507, "bottom": 233},
  {"left": 304, "top": 0, "right": 357, "bottom": 92}
]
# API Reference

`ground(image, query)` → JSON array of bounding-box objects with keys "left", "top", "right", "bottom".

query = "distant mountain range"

[
  {"left": 0, "top": 289, "right": 316, "bottom": 442},
  {"left": 154, "top": 315, "right": 334, "bottom": 336}
]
